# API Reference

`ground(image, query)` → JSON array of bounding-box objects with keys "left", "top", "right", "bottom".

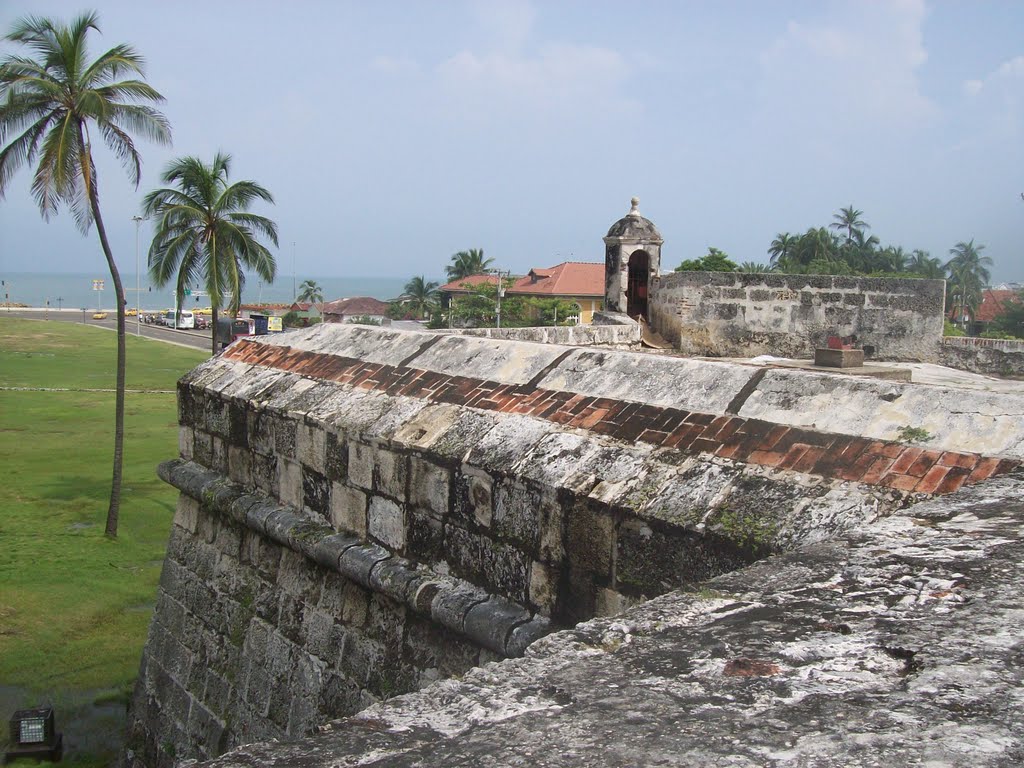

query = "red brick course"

[{"left": 222, "top": 340, "right": 1019, "bottom": 496}]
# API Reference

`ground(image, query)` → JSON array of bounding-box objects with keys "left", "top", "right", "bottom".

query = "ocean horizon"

[{"left": 0, "top": 272, "right": 428, "bottom": 312}]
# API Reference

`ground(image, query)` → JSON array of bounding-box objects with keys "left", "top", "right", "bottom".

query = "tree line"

[{"left": 675, "top": 206, "right": 997, "bottom": 327}]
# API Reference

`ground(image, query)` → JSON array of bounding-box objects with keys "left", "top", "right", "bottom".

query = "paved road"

[{"left": 1, "top": 308, "right": 214, "bottom": 352}]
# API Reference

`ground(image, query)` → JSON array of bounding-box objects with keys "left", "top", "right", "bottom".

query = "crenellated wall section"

[{"left": 126, "top": 324, "right": 1024, "bottom": 766}]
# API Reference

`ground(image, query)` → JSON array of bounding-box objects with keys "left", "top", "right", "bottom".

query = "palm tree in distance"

[
  {"left": 446, "top": 248, "right": 493, "bottom": 280},
  {"left": 402, "top": 275, "right": 440, "bottom": 319},
  {"left": 0, "top": 12, "right": 171, "bottom": 537},
  {"left": 144, "top": 153, "right": 278, "bottom": 356},
  {"left": 945, "top": 239, "right": 992, "bottom": 327},
  {"left": 768, "top": 233, "right": 797, "bottom": 268},
  {"left": 297, "top": 279, "right": 324, "bottom": 319},
  {"left": 830, "top": 205, "right": 869, "bottom": 243},
  {"left": 908, "top": 250, "right": 945, "bottom": 280}
]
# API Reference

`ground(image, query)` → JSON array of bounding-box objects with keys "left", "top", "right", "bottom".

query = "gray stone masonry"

[
  {"left": 195, "top": 470, "right": 1024, "bottom": 767},
  {"left": 650, "top": 272, "right": 945, "bottom": 361},
  {"left": 129, "top": 324, "right": 1024, "bottom": 766},
  {"left": 125, "top": 460, "right": 549, "bottom": 768}
]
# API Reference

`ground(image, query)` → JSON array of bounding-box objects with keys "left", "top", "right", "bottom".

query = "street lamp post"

[{"left": 133, "top": 215, "right": 144, "bottom": 336}]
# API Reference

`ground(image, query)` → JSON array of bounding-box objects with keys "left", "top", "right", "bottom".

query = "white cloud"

[
  {"left": 756, "top": 0, "right": 935, "bottom": 134},
  {"left": 436, "top": 43, "right": 629, "bottom": 118},
  {"left": 370, "top": 55, "right": 421, "bottom": 76}
]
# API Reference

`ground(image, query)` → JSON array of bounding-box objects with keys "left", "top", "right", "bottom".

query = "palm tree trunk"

[
  {"left": 211, "top": 305, "right": 219, "bottom": 356},
  {"left": 86, "top": 171, "right": 126, "bottom": 538}
]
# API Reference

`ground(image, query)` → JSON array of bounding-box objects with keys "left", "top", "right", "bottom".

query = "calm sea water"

[{"left": 0, "top": 272, "right": 416, "bottom": 311}]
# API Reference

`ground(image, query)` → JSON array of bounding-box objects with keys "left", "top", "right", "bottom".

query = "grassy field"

[{"left": 0, "top": 318, "right": 206, "bottom": 766}]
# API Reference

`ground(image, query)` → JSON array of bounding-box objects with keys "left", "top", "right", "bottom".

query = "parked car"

[{"left": 92, "top": 311, "right": 107, "bottom": 320}]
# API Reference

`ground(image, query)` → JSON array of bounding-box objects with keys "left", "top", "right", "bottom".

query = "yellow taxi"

[{"left": 92, "top": 312, "right": 108, "bottom": 320}]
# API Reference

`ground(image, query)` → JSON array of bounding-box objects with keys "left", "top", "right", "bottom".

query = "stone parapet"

[
  {"left": 157, "top": 458, "right": 550, "bottom": 656},
  {"left": 194, "top": 470, "right": 1024, "bottom": 768},
  {"left": 649, "top": 272, "right": 945, "bottom": 361}
]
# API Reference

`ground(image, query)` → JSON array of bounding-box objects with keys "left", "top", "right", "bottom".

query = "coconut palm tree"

[
  {"left": 945, "top": 240, "right": 992, "bottom": 327},
  {"left": 446, "top": 248, "right": 493, "bottom": 280},
  {"left": 402, "top": 275, "right": 440, "bottom": 319},
  {"left": 767, "top": 233, "right": 797, "bottom": 267},
  {"left": 0, "top": 12, "right": 171, "bottom": 537},
  {"left": 297, "top": 279, "right": 324, "bottom": 319},
  {"left": 908, "top": 249, "right": 944, "bottom": 279},
  {"left": 830, "top": 205, "right": 869, "bottom": 243},
  {"left": 144, "top": 153, "right": 277, "bottom": 356}
]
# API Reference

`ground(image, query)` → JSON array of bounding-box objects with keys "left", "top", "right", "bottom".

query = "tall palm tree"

[
  {"left": 767, "top": 232, "right": 797, "bottom": 267},
  {"left": 0, "top": 12, "right": 171, "bottom": 537},
  {"left": 402, "top": 275, "right": 439, "bottom": 319},
  {"left": 446, "top": 247, "right": 493, "bottom": 280},
  {"left": 945, "top": 239, "right": 992, "bottom": 326},
  {"left": 144, "top": 153, "right": 277, "bottom": 356},
  {"left": 297, "top": 279, "right": 324, "bottom": 318},
  {"left": 908, "top": 249, "right": 944, "bottom": 279},
  {"left": 830, "top": 205, "right": 869, "bottom": 243}
]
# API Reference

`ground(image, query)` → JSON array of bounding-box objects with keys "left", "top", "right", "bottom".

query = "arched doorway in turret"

[{"left": 627, "top": 249, "right": 650, "bottom": 319}]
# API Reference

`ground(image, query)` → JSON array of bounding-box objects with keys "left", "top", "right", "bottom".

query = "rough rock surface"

[{"left": 199, "top": 470, "right": 1024, "bottom": 767}]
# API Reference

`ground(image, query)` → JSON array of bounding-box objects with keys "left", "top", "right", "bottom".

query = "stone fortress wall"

[
  {"left": 648, "top": 271, "right": 946, "bottom": 361},
  {"left": 126, "top": 324, "right": 1024, "bottom": 766}
]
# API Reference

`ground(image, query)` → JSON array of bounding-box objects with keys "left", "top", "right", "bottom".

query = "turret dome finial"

[{"left": 629, "top": 196, "right": 640, "bottom": 217}]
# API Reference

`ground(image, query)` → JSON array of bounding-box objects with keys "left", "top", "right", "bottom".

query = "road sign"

[{"left": 92, "top": 279, "right": 104, "bottom": 291}]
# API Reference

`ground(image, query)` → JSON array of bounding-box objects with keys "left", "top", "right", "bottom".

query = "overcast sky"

[{"left": 1, "top": 0, "right": 1021, "bottom": 284}]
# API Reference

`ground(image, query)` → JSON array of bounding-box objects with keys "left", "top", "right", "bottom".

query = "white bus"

[{"left": 163, "top": 310, "right": 195, "bottom": 329}]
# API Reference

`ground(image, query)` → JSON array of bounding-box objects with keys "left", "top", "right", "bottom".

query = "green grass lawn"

[{"left": 0, "top": 318, "right": 206, "bottom": 765}]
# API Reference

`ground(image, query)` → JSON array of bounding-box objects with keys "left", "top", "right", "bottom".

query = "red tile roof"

[
  {"left": 439, "top": 262, "right": 604, "bottom": 298},
  {"left": 509, "top": 262, "right": 603, "bottom": 298},
  {"left": 976, "top": 289, "right": 1021, "bottom": 323},
  {"left": 437, "top": 274, "right": 499, "bottom": 292},
  {"left": 322, "top": 296, "right": 390, "bottom": 316}
]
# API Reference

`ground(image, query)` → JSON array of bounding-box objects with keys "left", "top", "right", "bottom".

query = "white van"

[{"left": 164, "top": 310, "right": 195, "bottom": 329}]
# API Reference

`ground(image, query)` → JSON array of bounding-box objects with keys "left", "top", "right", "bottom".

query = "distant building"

[
  {"left": 948, "top": 289, "right": 1022, "bottom": 336},
  {"left": 322, "top": 297, "right": 391, "bottom": 325},
  {"left": 438, "top": 261, "right": 604, "bottom": 324},
  {"left": 289, "top": 302, "right": 322, "bottom": 324},
  {"left": 237, "top": 303, "right": 291, "bottom": 319}
]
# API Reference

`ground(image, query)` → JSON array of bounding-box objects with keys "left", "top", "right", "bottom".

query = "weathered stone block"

[
  {"left": 297, "top": 421, "right": 327, "bottom": 474},
  {"left": 368, "top": 496, "right": 405, "bottom": 550},
  {"left": 565, "top": 501, "right": 615, "bottom": 578},
  {"left": 445, "top": 524, "right": 484, "bottom": 584},
  {"left": 347, "top": 442, "right": 374, "bottom": 491},
  {"left": 273, "top": 414, "right": 297, "bottom": 459},
  {"left": 330, "top": 482, "right": 367, "bottom": 537},
  {"left": 452, "top": 465, "right": 494, "bottom": 527},
  {"left": 179, "top": 426, "right": 194, "bottom": 460},
  {"left": 481, "top": 540, "right": 530, "bottom": 604},
  {"left": 174, "top": 495, "right": 200, "bottom": 534},
  {"left": 409, "top": 457, "right": 451, "bottom": 517},
  {"left": 302, "top": 467, "right": 330, "bottom": 516},
  {"left": 529, "top": 560, "right": 558, "bottom": 615},
  {"left": 227, "top": 445, "right": 253, "bottom": 486},
  {"left": 406, "top": 507, "right": 445, "bottom": 564},
  {"left": 278, "top": 458, "right": 303, "bottom": 509},
  {"left": 493, "top": 479, "right": 541, "bottom": 552},
  {"left": 324, "top": 431, "right": 349, "bottom": 483}
]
